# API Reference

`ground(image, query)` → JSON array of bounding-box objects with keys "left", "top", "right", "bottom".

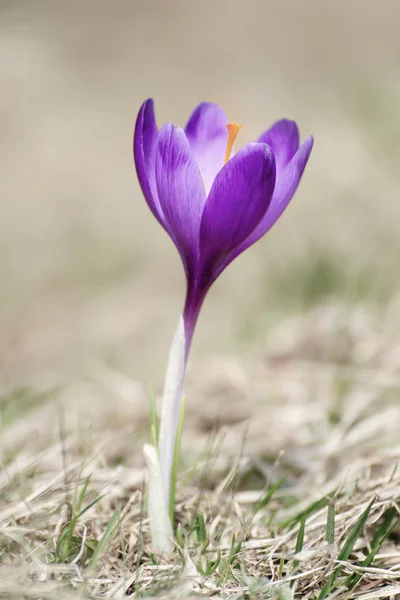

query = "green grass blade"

[
  {"left": 176, "top": 523, "right": 184, "bottom": 551},
  {"left": 253, "top": 476, "right": 286, "bottom": 516},
  {"left": 326, "top": 502, "right": 335, "bottom": 545},
  {"left": 75, "top": 474, "right": 91, "bottom": 516},
  {"left": 371, "top": 506, "right": 397, "bottom": 548},
  {"left": 316, "top": 572, "right": 335, "bottom": 600},
  {"left": 196, "top": 514, "right": 207, "bottom": 546},
  {"left": 88, "top": 509, "right": 120, "bottom": 570},
  {"left": 282, "top": 491, "right": 335, "bottom": 529},
  {"left": 317, "top": 499, "right": 374, "bottom": 600},
  {"left": 345, "top": 516, "right": 400, "bottom": 590},
  {"left": 295, "top": 517, "right": 305, "bottom": 554},
  {"left": 337, "top": 499, "right": 374, "bottom": 562},
  {"left": 169, "top": 396, "right": 186, "bottom": 525},
  {"left": 77, "top": 493, "right": 105, "bottom": 519},
  {"left": 58, "top": 478, "right": 93, "bottom": 563},
  {"left": 290, "top": 517, "right": 305, "bottom": 588},
  {"left": 54, "top": 522, "right": 73, "bottom": 562}
]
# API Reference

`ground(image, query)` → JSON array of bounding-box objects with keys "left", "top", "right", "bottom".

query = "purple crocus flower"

[{"left": 134, "top": 99, "right": 313, "bottom": 543}]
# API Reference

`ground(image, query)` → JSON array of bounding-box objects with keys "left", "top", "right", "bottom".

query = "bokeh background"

[{"left": 1, "top": 0, "right": 400, "bottom": 394}]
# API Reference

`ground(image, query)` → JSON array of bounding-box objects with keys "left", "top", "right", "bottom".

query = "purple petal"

[
  {"left": 155, "top": 123, "right": 207, "bottom": 278},
  {"left": 258, "top": 119, "right": 300, "bottom": 172},
  {"left": 224, "top": 135, "right": 314, "bottom": 269},
  {"left": 185, "top": 102, "right": 229, "bottom": 194},
  {"left": 199, "top": 142, "right": 276, "bottom": 281},
  {"left": 133, "top": 99, "right": 167, "bottom": 228}
]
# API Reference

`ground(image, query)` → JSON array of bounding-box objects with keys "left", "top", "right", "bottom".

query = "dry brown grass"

[{"left": 1, "top": 305, "right": 400, "bottom": 598}]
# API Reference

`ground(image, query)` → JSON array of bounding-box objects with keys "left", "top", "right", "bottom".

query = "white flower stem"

[
  {"left": 143, "top": 444, "right": 173, "bottom": 554},
  {"left": 146, "top": 294, "right": 201, "bottom": 551},
  {"left": 157, "top": 315, "right": 187, "bottom": 510}
]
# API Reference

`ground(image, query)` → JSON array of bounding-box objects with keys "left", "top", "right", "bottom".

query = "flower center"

[{"left": 224, "top": 122, "right": 242, "bottom": 164}]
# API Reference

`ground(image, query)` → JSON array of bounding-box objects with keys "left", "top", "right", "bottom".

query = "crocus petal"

[
  {"left": 185, "top": 102, "right": 229, "bottom": 194},
  {"left": 258, "top": 119, "right": 300, "bottom": 172},
  {"left": 133, "top": 99, "right": 166, "bottom": 227},
  {"left": 221, "top": 135, "right": 314, "bottom": 272},
  {"left": 156, "top": 123, "right": 207, "bottom": 278},
  {"left": 199, "top": 142, "right": 276, "bottom": 282}
]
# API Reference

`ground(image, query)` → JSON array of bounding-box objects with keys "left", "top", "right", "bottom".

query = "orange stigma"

[{"left": 224, "top": 122, "right": 242, "bottom": 164}]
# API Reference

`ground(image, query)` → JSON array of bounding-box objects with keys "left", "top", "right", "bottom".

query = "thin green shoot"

[
  {"left": 216, "top": 534, "right": 242, "bottom": 586},
  {"left": 290, "top": 517, "right": 305, "bottom": 587},
  {"left": 175, "top": 523, "right": 184, "bottom": 552},
  {"left": 278, "top": 554, "right": 285, "bottom": 578},
  {"left": 337, "top": 499, "right": 374, "bottom": 563},
  {"left": 252, "top": 476, "right": 286, "bottom": 517},
  {"left": 197, "top": 548, "right": 221, "bottom": 576},
  {"left": 326, "top": 501, "right": 335, "bottom": 545},
  {"left": 193, "top": 513, "right": 208, "bottom": 549},
  {"left": 281, "top": 491, "right": 335, "bottom": 529},
  {"left": 54, "top": 475, "right": 104, "bottom": 563},
  {"left": 169, "top": 395, "right": 186, "bottom": 526},
  {"left": 371, "top": 506, "right": 397, "bottom": 548},
  {"left": 88, "top": 509, "right": 120, "bottom": 570},
  {"left": 62, "top": 475, "right": 91, "bottom": 560},
  {"left": 344, "top": 515, "right": 400, "bottom": 591},
  {"left": 317, "top": 499, "right": 374, "bottom": 600}
]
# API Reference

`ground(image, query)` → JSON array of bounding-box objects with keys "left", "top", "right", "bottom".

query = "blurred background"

[{"left": 1, "top": 0, "right": 400, "bottom": 393}]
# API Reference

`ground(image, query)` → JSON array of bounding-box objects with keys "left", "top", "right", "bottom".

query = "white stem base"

[{"left": 143, "top": 444, "right": 173, "bottom": 555}]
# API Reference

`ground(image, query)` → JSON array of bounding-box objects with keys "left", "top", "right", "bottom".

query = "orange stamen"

[{"left": 224, "top": 122, "right": 242, "bottom": 164}]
